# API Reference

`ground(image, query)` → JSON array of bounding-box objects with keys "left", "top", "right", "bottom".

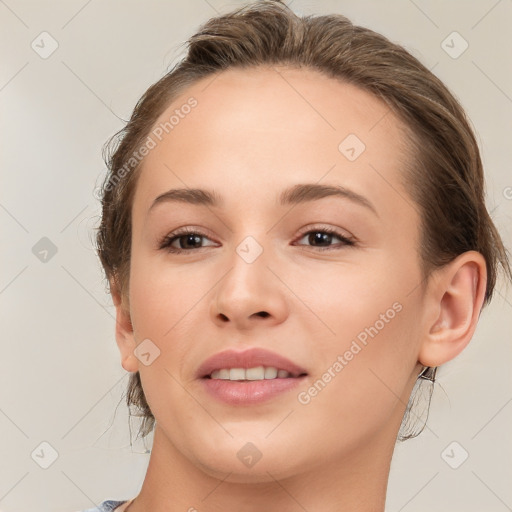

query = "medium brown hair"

[{"left": 96, "top": 0, "right": 511, "bottom": 441}]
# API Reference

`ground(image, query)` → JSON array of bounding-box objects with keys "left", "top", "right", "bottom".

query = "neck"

[{"left": 127, "top": 418, "right": 399, "bottom": 512}]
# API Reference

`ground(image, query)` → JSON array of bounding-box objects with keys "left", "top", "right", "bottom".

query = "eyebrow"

[{"left": 148, "top": 183, "right": 378, "bottom": 216}]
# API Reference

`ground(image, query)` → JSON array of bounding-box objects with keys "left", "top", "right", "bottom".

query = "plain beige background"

[{"left": 0, "top": 1, "right": 511, "bottom": 511}]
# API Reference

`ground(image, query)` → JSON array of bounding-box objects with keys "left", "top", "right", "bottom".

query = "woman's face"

[{"left": 124, "top": 66, "right": 428, "bottom": 480}]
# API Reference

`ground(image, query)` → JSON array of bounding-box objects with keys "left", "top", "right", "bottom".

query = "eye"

[
  {"left": 158, "top": 226, "right": 356, "bottom": 254},
  {"left": 158, "top": 228, "right": 217, "bottom": 253},
  {"left": 293, "top": 227, "right": 355, "bottom": 251}
]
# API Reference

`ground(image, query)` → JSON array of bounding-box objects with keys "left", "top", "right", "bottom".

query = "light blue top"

[{"left": 80, "top": 500, "right": 128, "bottom": 511}]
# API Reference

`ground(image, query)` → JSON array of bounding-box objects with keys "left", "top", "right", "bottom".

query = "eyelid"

[{"left": 295, "top": 223, "right": 354, "bottom": 239}]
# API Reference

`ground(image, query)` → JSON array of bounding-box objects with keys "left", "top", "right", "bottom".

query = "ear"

[
  {"left": 418, "top": 251, "right": 487, "bottom": 368},
  {"left": 110, "top": 277, "right": 139, "bottom": 373}
]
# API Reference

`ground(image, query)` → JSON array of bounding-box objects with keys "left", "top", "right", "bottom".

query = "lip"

[
  {"left": 200, "top": 376, "right": 308, "bottom": 405},
  {"left": 195, "top": 347, "right": 308, "bottom": 379}
]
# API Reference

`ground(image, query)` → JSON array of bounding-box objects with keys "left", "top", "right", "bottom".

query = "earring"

[{"left": 418, "top": 365, "right": 437, "bottom": 382}]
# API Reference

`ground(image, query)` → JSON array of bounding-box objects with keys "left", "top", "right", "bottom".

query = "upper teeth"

[{"left": 210, "top": 366, "right": 292, "bottom": 380}]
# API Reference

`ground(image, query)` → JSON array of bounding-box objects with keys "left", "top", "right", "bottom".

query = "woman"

[{"left": 86, "top": 1, "right": 511, "bottom": 510}]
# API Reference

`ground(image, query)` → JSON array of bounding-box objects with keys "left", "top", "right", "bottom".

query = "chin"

[
  {"left": 186, "top": 434, "right": 310, "bottom": 483},
  {"left": 195, "top": 455, "right": 303, "bottom": 484}
]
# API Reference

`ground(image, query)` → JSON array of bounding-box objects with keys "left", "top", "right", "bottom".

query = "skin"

[{"left": 111, "top": 66, "right": 487, "bottom": 512}]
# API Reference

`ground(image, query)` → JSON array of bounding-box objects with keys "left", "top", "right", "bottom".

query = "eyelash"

[{"left": 158, "top": 226, "right": 356, "bottom": 254}]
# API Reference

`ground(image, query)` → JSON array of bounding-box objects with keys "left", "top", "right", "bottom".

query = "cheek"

[
  {"left": 294, "top": 301, "right": 420, "bottom": 456},
  {"left": 289, "top": 251, "right": 410, "bottom": 341},
  {"left": 128, "top": 250, "right": 208, "bottom": 338},
  {"left": 126, "top": 254, "right": 209, "bottom": 410},
  {"left": 127, "top": 259, "right": 203, "bottom": 426},
  {"left": 294, "top": 254, "right": 421, "bottom": 420}
]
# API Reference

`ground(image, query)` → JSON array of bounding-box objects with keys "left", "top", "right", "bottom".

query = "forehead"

[{"left": 133, "top": 66, "right": 414, "bottom": 221}]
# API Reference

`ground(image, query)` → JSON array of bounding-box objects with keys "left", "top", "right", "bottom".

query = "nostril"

[{"left": 257, "top": 311, "right": 270, "bottom": 318}]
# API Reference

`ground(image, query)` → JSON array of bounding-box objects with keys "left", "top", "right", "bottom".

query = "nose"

[{"left": 210, "top": 244, "right": 289, "bottom": 331}]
